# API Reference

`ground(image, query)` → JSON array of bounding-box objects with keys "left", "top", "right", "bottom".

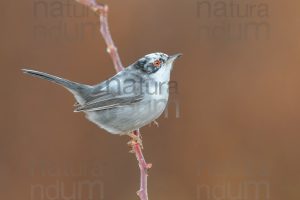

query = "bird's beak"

[{"left": 167, "top": 53, "right": 182, "bottom": 63}]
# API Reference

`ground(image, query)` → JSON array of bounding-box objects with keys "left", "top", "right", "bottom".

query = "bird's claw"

[{"left": 128, "top": 133, "right": 143, "bottom": 149}]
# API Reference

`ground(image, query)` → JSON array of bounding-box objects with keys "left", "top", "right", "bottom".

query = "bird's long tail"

[{"left": 22, "top": 69, "right": 91, "bottom": 104}]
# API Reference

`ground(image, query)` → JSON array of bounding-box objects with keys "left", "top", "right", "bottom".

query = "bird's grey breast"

[{"left": 82, "top": 68, "right": 169, "bottom": 134}]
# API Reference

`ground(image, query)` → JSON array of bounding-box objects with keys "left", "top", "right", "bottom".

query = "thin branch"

[
  {"left": 74, "top": 1, "right": 151, "bottom": 200},
  {"left": 132, "top": 130, "right": 152, "bottom": 200},
  {"left": 75, "top": 0, "right": 124, "bottom": 72}
]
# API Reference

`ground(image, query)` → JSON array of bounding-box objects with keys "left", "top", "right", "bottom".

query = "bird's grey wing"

[
  {"left": 74, "top": 69, "right": 145, "bottom": 112},
  {"left": 74, "top": 94, "right": 144, "bottom": 112}
]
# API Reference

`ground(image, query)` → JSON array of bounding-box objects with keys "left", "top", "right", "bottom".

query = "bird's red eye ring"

[{"left": 153, "top": 60, "right": 161, "bottom": 67}]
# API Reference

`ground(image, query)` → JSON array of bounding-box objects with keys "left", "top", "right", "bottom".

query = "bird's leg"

[{"left": 127, "top": 132, "right": 143, "bottom": 150}]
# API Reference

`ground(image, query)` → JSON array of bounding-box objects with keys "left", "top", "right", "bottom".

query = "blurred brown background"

[{"left": 1, "top": 0, "right": 300, "bottom": 199}]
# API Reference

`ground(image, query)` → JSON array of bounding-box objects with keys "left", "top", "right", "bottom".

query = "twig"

[
  {"left": 132, "top": 130, "right": 152, "bottom": 200},
  {"left": 74, "top": 1, "right": 151, "bottom": 199},
  {"left": 75, "top": 0, "right": 123, "bottom": 72}
]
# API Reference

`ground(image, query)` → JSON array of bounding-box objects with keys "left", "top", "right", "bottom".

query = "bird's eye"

[{"left": 153, "top": 60, "right": 161, "bottom": 68}]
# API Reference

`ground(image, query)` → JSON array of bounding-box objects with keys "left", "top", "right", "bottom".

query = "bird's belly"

[{"left": 85, "top": 96, "right": 168, "bottom": 134}]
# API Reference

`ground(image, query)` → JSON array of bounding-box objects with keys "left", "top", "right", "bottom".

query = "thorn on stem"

[
  {"left": 103, "top": 4, "right": 109, "bottom": 12},
  {"left": 107, "top": 45, "right": 117, "bottom": 53},
  {"left": 137, "top": 190, "right": 143, "bottom": 197},
  {"left": 129, "top": 149, "right": 135, "bottom": 154},
  {"left": 146, "top": 163, "right": 152, "bottom": 169}
]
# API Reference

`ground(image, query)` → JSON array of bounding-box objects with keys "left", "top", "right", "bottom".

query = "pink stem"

[
  {"left": 133, "top": 130, "right": 152, "bottom": 200},
  {"left": 74, "top": 1, "right": 151, "bottom": 199},
  {"left": 76, "top": 0, "right": 123, "bottom": 72}
]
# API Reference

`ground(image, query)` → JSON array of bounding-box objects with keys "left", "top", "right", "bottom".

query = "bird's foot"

[{"left": 127, "top": 132, "right": 143, "bottom": 150}]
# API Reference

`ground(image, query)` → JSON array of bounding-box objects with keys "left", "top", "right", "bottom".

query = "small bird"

[{"left": 23, "top": 52, "right": 181, "bottom": 136}]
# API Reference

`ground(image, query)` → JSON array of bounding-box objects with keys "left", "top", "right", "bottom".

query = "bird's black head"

[{"left": 133, "top": 53, "right": 170, "bottom": 74}]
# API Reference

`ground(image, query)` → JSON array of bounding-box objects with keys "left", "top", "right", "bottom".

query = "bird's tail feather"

[{"left": 22, "top": 69, "right": 91, "bottom": 104}]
